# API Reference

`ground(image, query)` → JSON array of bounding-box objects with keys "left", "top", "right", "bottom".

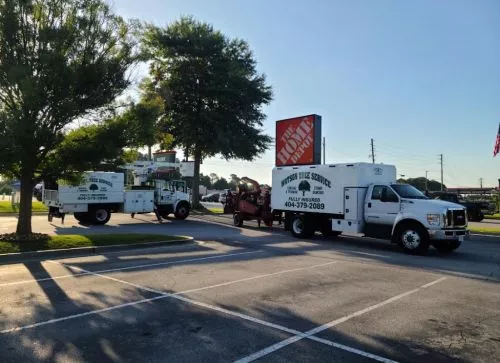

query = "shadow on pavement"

[{"left": 0, "top": 279, "right": 491, "bottom": 362}]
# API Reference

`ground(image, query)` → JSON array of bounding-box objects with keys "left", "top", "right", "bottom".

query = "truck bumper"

[{"left": 428, "top": 228, "right": 469, "bottom": 241}]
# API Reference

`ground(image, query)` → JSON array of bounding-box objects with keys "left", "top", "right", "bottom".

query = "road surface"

[{"left": 0, "top": 213, "right": 499, "bottom": 362}]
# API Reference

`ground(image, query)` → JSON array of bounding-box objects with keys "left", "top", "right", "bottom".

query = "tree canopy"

[
  {"left": 398, "top": 177, "right": 445, "bottom": 192},
  {"left": 0, "top": 0, "right": 135, "bottom": 234},
  {"left": 141, "top": 16, "right": 273, "bottom": 207}
]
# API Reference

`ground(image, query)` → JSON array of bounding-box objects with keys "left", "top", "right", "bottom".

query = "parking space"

[{"left": 1, "top": 216, "right": 499, "bottom": 362}]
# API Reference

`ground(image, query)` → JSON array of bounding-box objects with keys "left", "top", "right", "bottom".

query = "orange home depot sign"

[{"left": 276, "top": 114, "right": 322, "bottom": 166}]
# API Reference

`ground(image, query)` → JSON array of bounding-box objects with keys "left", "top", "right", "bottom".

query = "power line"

[
  {"left": 439, "top": 154, "right": 444, "bottom": 191},
  {"left": 369, "top": 138, "right": 375, "bottom": 163},
  {"left": 323, "top": 137, "right": 326, "bottom": 164}
]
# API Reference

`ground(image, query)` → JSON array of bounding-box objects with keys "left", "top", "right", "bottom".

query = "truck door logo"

[{"left": 374, "top": 167, "right": 383, "bottom": 175}]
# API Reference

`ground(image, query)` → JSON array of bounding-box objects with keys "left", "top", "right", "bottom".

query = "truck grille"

[{"left": 447, "top": 209, "right": 467, "bottom": 227}]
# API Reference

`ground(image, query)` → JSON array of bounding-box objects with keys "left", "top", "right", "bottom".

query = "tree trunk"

[
  {"left": 16, "top": 173, "right": 34, "bottom": 235},
  {"left": 191, "top": 147, "right": 202, "bottom": 209},
  {"left": 148, "top": 145, "right": 152, "bottom": 161}
]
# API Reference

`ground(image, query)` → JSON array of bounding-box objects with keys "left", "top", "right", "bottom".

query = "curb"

[
  {"left": 0, "top": 237, "right": 194, "bottom": 264},
  {"left": 0, "top": 212, "right": 47, "bottom": 217},
  {"left": 470, "top": 233, "right": 500, "bottom": 238}
]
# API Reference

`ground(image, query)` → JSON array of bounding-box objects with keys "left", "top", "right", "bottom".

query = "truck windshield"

[{"left": 391, "top": 184, "right": 428, "bottom": 199}]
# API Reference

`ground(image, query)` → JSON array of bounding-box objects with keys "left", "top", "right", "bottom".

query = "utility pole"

[
  {"left": 370, "top": 138, "right": 375, "bottom": 163},
  {"left": 439, "top": 154, "right": 444, "bottom": 191},
  {"left": 480, "top": 177, "right": 483, "bottom": 190},
  {"left": 425, "top": 170, "right": 429, "bottom": 191},
  {"left": 322, "top": 137, "right": 326, "bottom": 164}
]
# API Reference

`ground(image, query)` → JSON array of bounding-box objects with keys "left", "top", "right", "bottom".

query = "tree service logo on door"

[{"left": 275, "top": 114, "right": 322, "bottom": 166}]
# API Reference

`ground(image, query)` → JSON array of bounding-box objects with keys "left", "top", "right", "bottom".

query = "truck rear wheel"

[
  {"left": 396, "top": 223, "right": 430, "bottom": 255},
  {"left": 74, "top": 212, "right": 90, "bottom": 224},
  {"left": 291, "top": 214, "right": 314, "bottom": 238},
  {"left": 432, "top": 240, "right": 461, "bottom": 253},
  {"left": 91, "top": 208, "right": 111, "bottom": 225}
]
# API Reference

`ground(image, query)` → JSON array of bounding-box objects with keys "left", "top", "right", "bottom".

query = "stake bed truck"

[{"left": 272, "top": 163, "right": 469, "bottom": 254}]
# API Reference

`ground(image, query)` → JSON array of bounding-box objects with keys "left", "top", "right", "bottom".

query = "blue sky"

[{"left": 115, "top": 0, "right": 500, "bottom": 187}]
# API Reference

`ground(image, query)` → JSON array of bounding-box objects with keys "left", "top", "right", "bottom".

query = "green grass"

[
  {"left": 0, "top": 234, "right": 188, "bottom": 254},
  {"left": 468, "top": 225, "right": 500, "bottom": 235},
  {"left": 208, "top": 207, "right": 223, "bottom": 214},
  {"left": 484, "top": 214, "right": 500, "bottom": 220},
  {"left": 0, "top": 200, "right": 48, "bottom": 213}
]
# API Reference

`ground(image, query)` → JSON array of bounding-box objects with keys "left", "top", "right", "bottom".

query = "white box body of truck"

[
  {"left": 54, "top": 172, "right": 125, "bottom": 206},
  {"left": 272, "top": 163, "right": 396, "bottom": 214}
]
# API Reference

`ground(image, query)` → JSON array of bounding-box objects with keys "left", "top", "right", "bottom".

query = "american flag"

[{"left": 494, "top": 123, "right": 500, "bottom": 157}]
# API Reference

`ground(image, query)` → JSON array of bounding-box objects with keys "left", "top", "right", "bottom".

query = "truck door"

[{"left": 365, "top": 185, "right": 400, "bottom": 225}]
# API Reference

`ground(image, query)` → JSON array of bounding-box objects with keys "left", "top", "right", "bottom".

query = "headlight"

[{"left": 427, "top": 214, "right": 441, "bottom": 226}]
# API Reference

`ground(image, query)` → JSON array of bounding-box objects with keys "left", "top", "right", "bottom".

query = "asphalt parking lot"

[{"left": 1, "top": 214, "right": 499, "bottom": 362}]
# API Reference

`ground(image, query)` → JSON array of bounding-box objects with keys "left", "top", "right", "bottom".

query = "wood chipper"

[{"left": 224, "top": 177, "right": 281, "bottom": 227}]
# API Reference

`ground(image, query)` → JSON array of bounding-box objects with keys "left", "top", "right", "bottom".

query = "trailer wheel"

[
  {"left": 396, "top": 223, "right": 429, "bottom": 255},
  {"left": 291, "top": 215, "right": 314, "bottom": 238},
  {"left": 91, "top": 208, "right": 111, "bottom": 225},
  {"left": 432, "top": 240, "right": 461, "bottom": 253},
  {"left": 174, "top": 202, "right": 190, "bottom": 220},
  {"left": 233, "top": 213, "right": 244, "bottom": 227}
]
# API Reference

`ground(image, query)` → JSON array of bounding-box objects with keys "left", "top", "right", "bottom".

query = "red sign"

[{"left": 276, "top": 115, "right": 321, "bottom": 166}]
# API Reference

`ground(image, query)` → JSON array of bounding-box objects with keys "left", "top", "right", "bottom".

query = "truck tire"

[
  {"left": 90, "top": 208, "right": 111, "bottom": 225},
  {"left": 174, "top": 202, "right": 190, "bottom": 220},
  {"left": 291, "top": 214, "right": 314, "bottom": 238},
  {"left": 74, "top": 212, "right": 90, "bottom": 224},
  {"left": 432, "top": 240, "right": 461, "bottom": 253},
  {"left": 395, "top": 223, "right": 430, "bottom": 255},
  {"left": 233, "top": 213, "right": 244, "bottom": 227}
]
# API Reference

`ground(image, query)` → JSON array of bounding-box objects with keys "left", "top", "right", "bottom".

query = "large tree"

[
  {"left": 141, "top": 17, "right": 273, "bottom": 207},
  {"left": 0, "top": 0, "right": 135, "bottom": 235}
]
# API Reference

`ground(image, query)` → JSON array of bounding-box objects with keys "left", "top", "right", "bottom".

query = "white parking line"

[
  {"left": 0, "top": 250, "right": 262, "bottom": 288},
  {"left": 50, "top": 259, "right": 396, "bottom": 362},
  {"left": 0, "top": 259, "right": 340, "bottom": 334},
  {"left": 234, "top": 277, "right": 447, "bottom": 363}
]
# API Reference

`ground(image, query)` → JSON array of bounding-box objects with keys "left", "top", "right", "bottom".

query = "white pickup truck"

[{"left": 272, "top": 163, "right": 469, "bottom": 254}]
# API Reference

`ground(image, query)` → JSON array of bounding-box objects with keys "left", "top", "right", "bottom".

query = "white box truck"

[
  {"left": 43, "top": 172, "right": 191, "bottom": 225},
  {"left": 272, "top": 163, "right": 469, "bottom": 254}
]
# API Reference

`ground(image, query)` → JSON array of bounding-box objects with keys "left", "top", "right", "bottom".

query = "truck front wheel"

[
  {"left": 174, "top": 202, "right": 190, "bottom": 220},
  {"left": 396, "top": 223, "right": 430, "bottom": 255},
  {"left": 91, "top": 208, "right": 111, "bottom": 225},
  {"left": 291, "top": 214, "right": 314, "bottom": 238}
]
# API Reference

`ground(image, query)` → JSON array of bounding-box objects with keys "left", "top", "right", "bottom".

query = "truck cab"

[{"left": 361, "top": 183, "right": 468, "bottom": 253}]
